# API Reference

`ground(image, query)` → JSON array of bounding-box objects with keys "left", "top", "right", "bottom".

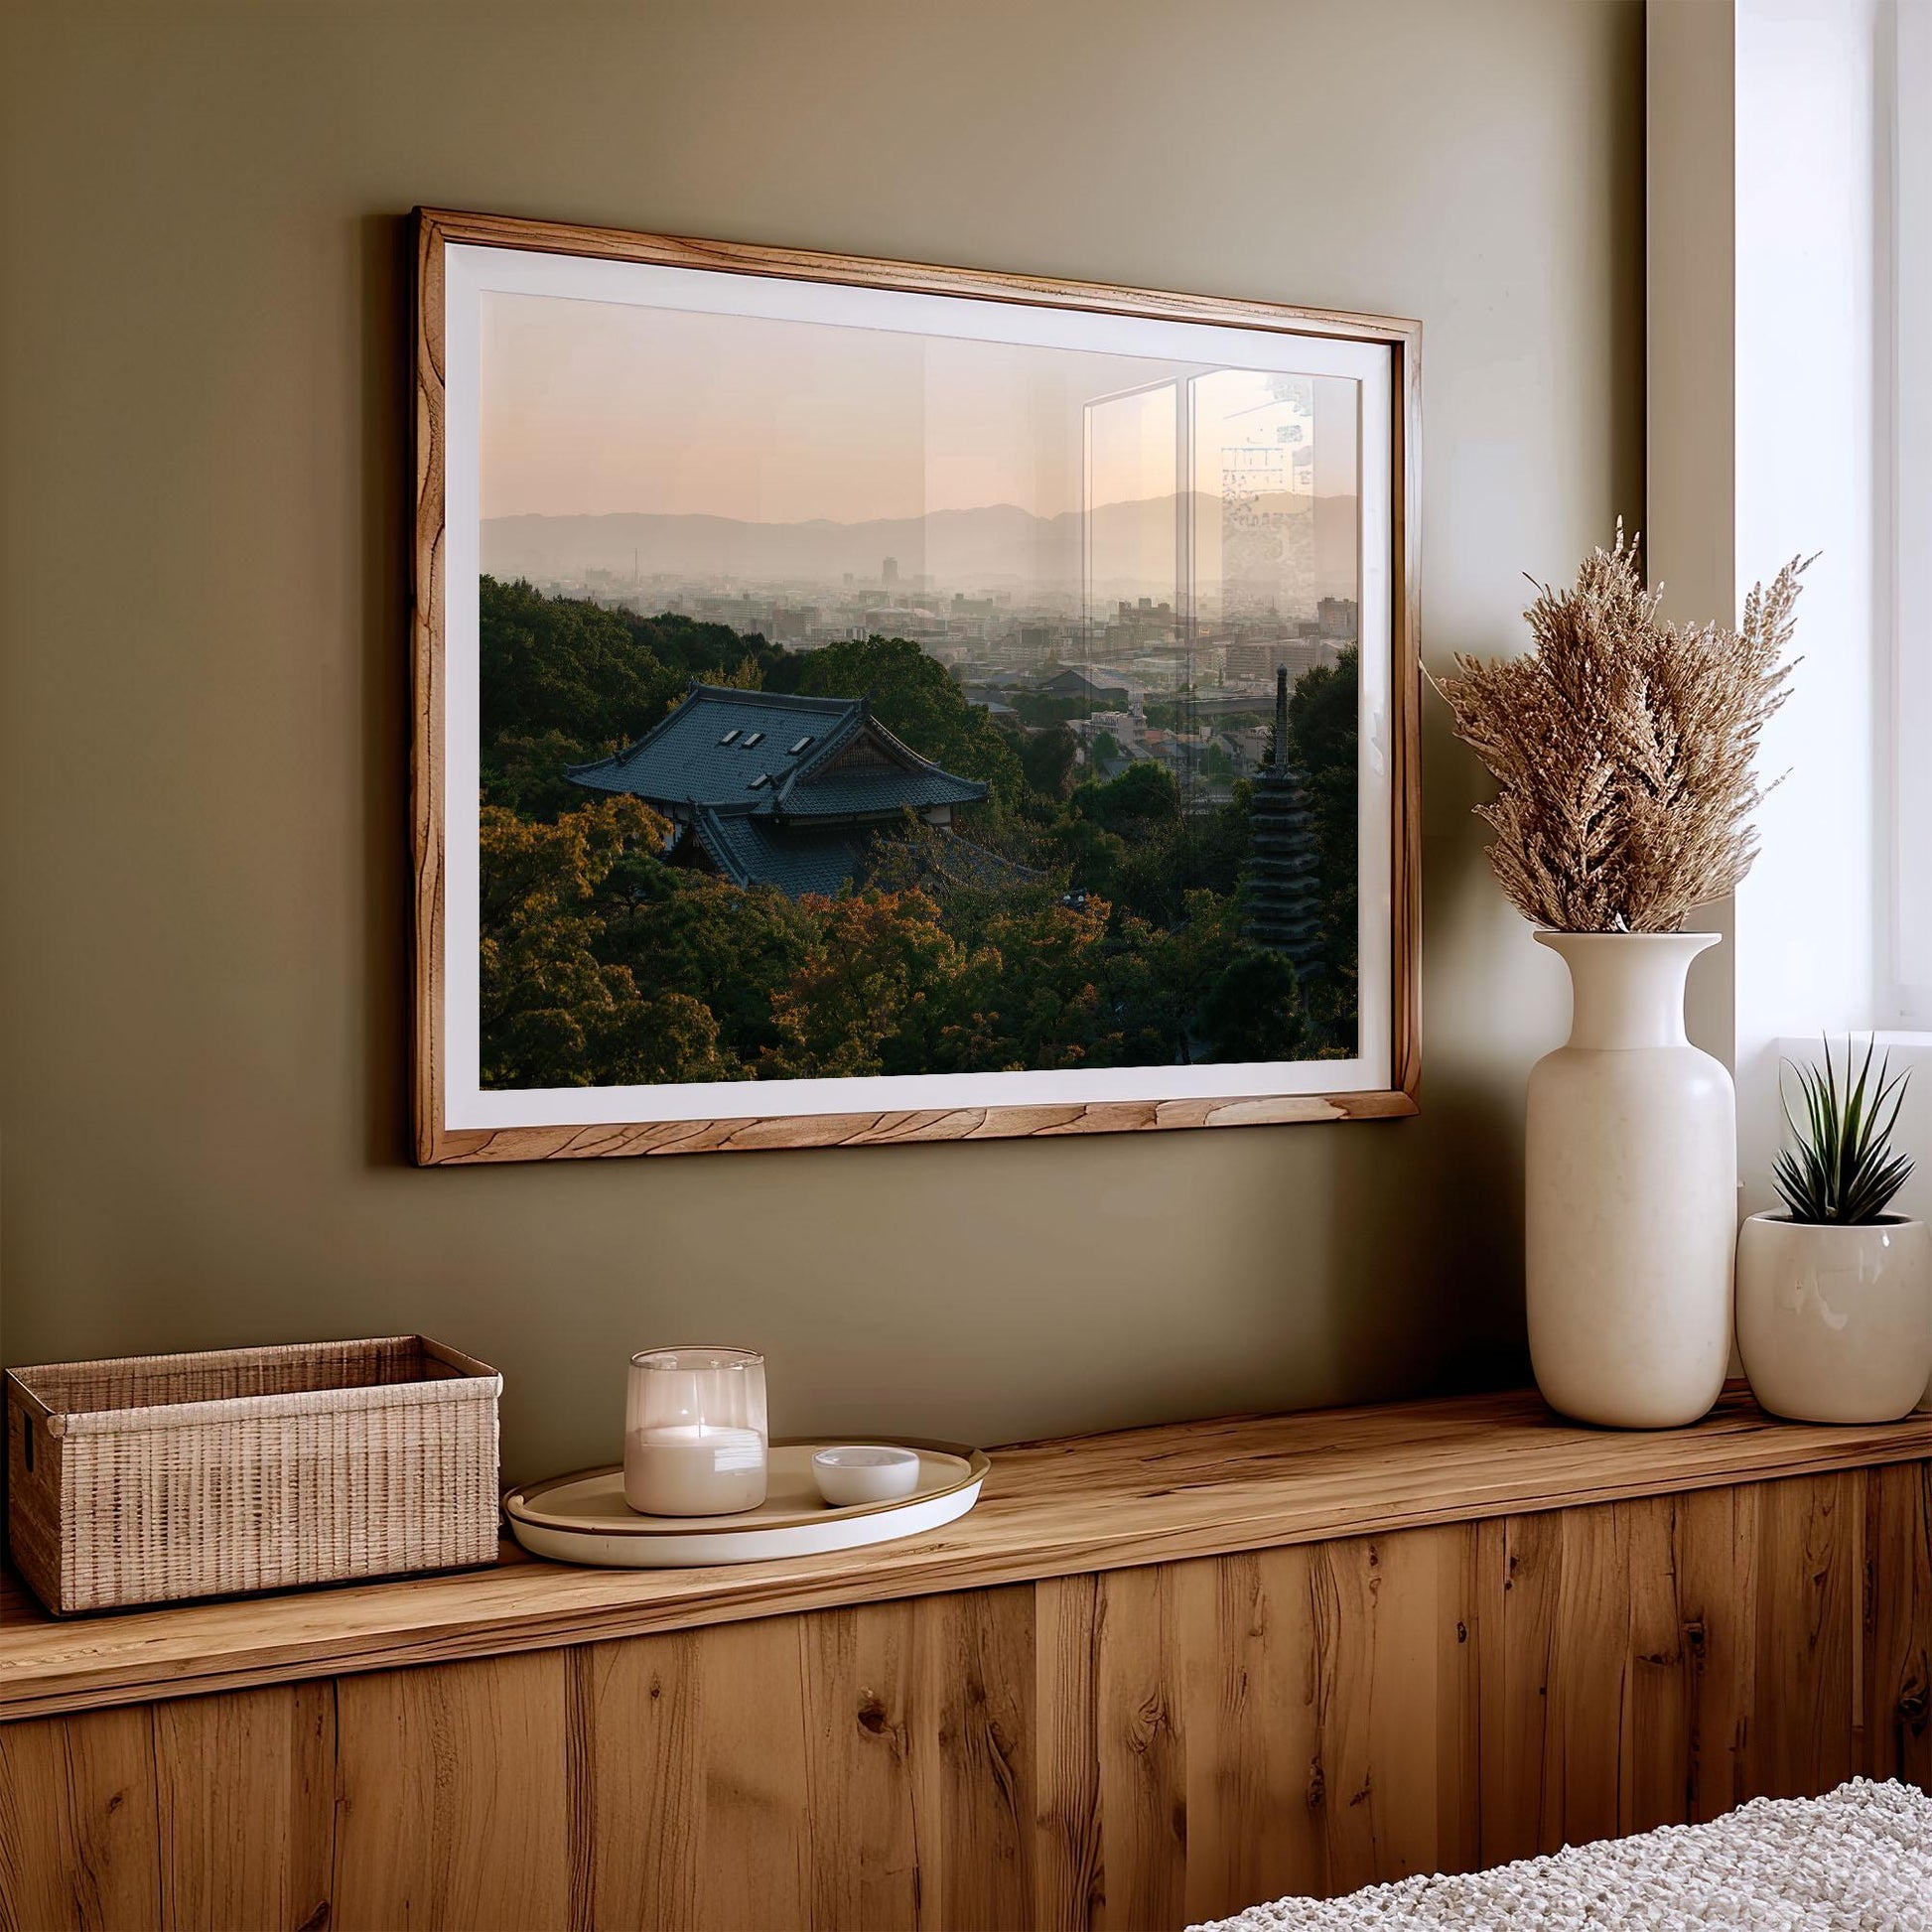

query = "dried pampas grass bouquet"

[{"left": 1435, "top": 527, "right": 1807, "bottom": 934}]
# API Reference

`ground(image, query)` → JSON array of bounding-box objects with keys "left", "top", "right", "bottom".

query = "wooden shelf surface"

[{"left": 5, "top": 1386, "right": 1931, "bottom": 1723}]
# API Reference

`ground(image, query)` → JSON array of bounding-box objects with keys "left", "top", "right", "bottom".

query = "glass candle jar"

[{"left": 623, "top": 1346, "right": 768, "bottom": 1517}]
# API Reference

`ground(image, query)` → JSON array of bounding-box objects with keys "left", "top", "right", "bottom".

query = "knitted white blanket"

[{"left": 1191, "top": 1779, "right": 1932, "bottom": 1930}]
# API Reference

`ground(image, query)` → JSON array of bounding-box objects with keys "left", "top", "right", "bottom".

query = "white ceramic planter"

[
  {"left": 1735, "top": 1213, "right": 1932, "bottom": 1423},
  {"left": 1525, "top": 932, "right": 1736, "bottom": 1428}
]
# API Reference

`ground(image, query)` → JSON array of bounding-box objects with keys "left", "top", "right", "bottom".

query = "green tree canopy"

[
  {"left": 1288, "top": 645, "right": 1360, "bottom": 994},
  {"left": 1074, "top": 759, "right": 1181, "bottom": 834},
  {"left": 596, "top": 858, "right": 815, "bottom": 1071},
  {"left": 774, "top": 634, "right": 1023, "bottom": 801},
  {"left": 482, "top": 578, "right": 671, "bottom": 753},
  {"left": 479, "top": 576, "right": 780, "bottom": 816},
  {"left": 1020, "top": 723, "right": 1080, "bottom": 801},
  {"left": 1194, "top": 948, "right": 1309, "bottom": 1064}
]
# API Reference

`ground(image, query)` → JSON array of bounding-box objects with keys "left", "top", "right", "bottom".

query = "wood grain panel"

[
  {"left": 153, "top": 1682, "right": 334, "bottom": 1931},
  {"left": 1477, "top": 1496, "right": 1715, "bottom": 1861},
  {"left": 1474, "top": 1473, "right": 1880, "bottom": 1869},
  {"left": 1439, "top": 1529, "right": 1482, "bottom": 1873},
  {"left": 1310, "top": 1529, "right": 1474, "bottom": 1894},
  {"left": 1176, "top": 1549, "right": 1321, "bottom": 1923},
  {"left": 0, "top": 1704, "right": 159, "bottom": 1932},
  {"left": 420, "top": 1092, "right": 1422, "bottom": 1167},
  {"left": 1621, "top": 1497, "right": 1691, "bottom": 1836},
  {"left": 802, "top": 1602, "right": 928, "bottom": 1931},
  {"left": 1749, "top": 1471, "right": 1860, "bottom": 1801},
  {"left": 1090, "top": 1563, "right": 1187, "bottom": 1932},
  {"left": 800, "top": 1587, "right": 1037, "bottom": 1932},
  {"left": 1035, "top": 1573, "right": 1105, "bottom": 1931},
  {"left": 928, "top": 1587, "right": 1036, "bottom": 1932},
  {"left": 580, "top": 1618, "right": 809, "bottom": 1932},
  {"left": 409, "top": 206, "right": 1424, "bottom": 1167},
  {"left": 1038, "top": 1531, "right": 1473, "bottom": 1927},
  {"left": 1475, "top": 1507, "right": 1557, "bottom": 1866},
  {"left": 13, "top": 1391, "right": 1932, "bottom": 1725},
  {"left": 1547, "top": 1502, "right": 1630, "bottom": 1852},
  {"left": 1867, "top": 1459, "right": 1932, "bottom": 1785},
  {"left": 575, "top": 1588, "right": 1035, "bottom": 1932},
  {"left": 333, "top": 1651, "right": 571, "bottom": 1931},
  {"left": 1674, "top": 1482, "right": 1757, "bottom": 1823}
]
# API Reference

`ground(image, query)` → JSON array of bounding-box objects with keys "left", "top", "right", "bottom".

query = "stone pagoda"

[{"left": 1240, "top": 666, "right": 1324, "bottom": 970}]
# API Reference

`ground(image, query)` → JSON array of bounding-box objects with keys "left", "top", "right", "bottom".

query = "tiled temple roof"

[
  {"left": 567, "top": 684, "right": 986, "bottom": 822},
  {"left": 567, "top": 683, "right": 999, "bottom": 897},
  {"left": 687, "top": 807, "right": 875, "bottom": 898}
]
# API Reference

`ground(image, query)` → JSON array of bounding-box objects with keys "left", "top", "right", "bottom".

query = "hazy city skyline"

[{"left": 479, "top": 492, "right": 1364, "bottom": 610}]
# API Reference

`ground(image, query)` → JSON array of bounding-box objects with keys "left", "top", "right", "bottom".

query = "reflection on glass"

[
  {"left": 1083, "top": 380, "right": 1180, "bottom": 625},
  {"left": 479, "top": 291, "right": 1367, "bottom": 1087}
]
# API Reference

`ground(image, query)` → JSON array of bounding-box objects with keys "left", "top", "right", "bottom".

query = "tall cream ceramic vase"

[{"left": 1526, "top": 932, "right": 1736, "bottom": 1428}]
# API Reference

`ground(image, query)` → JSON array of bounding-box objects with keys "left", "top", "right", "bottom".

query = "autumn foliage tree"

[
  {"left": 479, "top": 796, "right": 736, "bottom": 1087},
  {"left": 764, "top": 890, "right": 973, "bottom": 1078}
]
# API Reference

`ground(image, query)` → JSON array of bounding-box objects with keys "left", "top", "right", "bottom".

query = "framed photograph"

[{"left": 412, "top": 208, "right": 1420, "bottom": 1163}]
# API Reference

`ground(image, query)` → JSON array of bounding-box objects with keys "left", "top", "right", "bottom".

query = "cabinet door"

[
  {"left": 333, "top": 1652, "right": 572, "bottom": 1932},
  {"left": 0, "top": 1705, "right": 159, "bottom": 1932},
  {"left": 578, "top": 1587, "right": 1035, "bottom": 1932}
]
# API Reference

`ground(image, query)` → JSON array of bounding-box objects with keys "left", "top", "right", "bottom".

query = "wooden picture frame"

[{"left": 413, "top": 207, "right": 1421, "bottom": 1164}]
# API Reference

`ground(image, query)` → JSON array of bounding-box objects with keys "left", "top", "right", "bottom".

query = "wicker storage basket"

[{"left": 5, "top": 1335, "right": 501, "bottom": 1614}]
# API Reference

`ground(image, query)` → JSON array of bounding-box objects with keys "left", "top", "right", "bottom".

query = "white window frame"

[{"left": 1889, "top": 0, "right": 1932, "bottom": 1025}]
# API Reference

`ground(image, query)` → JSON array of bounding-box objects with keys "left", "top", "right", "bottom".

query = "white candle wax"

[{"left": 624, "top": 1423, "right": 767, "bottom": 1517}]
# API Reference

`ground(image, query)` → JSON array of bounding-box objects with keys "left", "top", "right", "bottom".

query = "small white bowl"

[{"left": 812, "top": 1445, "right": 923, "bottom": 1507}]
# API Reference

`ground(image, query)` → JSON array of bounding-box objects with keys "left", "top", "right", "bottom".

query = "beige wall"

[{"left": 0, "top": 0, "right": 1643, "bottom": 1479}]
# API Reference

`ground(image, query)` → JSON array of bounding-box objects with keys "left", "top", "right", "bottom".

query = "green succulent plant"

[{"left": 1772, "top": 1035, "right": 1916, "bottom": 1225}]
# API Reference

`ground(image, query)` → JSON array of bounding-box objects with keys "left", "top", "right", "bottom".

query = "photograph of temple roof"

[{"left": 566, "top": 685, "right": 995, "bottom": 897}]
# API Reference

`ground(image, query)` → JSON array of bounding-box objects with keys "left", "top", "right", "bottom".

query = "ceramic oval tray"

[{"left": 503, "top": 1437, "right": 989, "bottom": 1568}]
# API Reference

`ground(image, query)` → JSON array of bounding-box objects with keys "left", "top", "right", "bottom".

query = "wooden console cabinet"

[{"left": 4, "top": 1390, "right": 1931, "bottom": 1931}]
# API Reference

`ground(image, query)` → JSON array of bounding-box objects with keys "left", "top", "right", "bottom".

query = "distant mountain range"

[{"left": 481, "top": 496, "right": 1362, "bottom": 601}]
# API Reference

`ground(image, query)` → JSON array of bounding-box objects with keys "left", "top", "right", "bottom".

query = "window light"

[
  {"left": 789, "top": 736, "right": 814, "bottom": 754},
  {"left": 742, "top": 731, "right": 765, "bottom": 748},
  {"left": 718, "top": 729, "right": 740, "bottom": 745}
]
